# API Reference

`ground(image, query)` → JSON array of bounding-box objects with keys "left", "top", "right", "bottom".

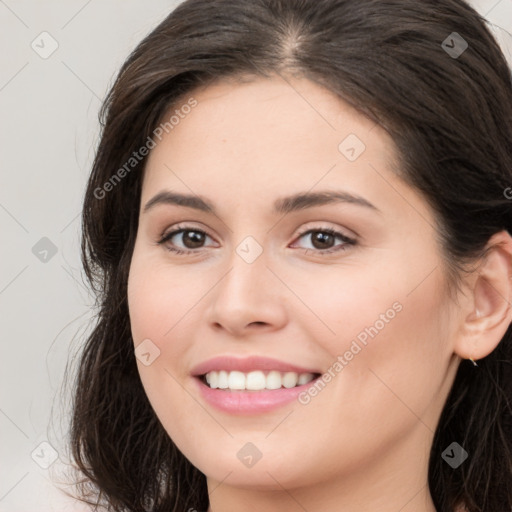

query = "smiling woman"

[{"left": 67, "top": 1, "right": 512, "bottom": 511}]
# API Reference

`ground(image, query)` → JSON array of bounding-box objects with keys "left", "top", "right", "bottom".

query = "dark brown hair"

[{"left": 66, "top": 0, "right": 512, "bottom": 510}]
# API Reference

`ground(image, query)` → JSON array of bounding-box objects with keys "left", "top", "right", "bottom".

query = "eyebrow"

[{"left": 143, "top": 189, "right": 381, "bottom": 215}]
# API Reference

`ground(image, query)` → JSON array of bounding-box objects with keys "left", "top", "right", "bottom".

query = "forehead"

[
  {"left": 161, "top": 75, "right": 387, "bottom": 153},
  {"left": 143, "top": 75, "right": 397, "bottom": 192}
]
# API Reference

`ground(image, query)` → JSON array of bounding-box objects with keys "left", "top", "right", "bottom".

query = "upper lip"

[{"left": 191, "top": 356, "right": 321, "bottom": 376}]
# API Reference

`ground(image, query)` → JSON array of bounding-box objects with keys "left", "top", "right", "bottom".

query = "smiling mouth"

[{"left": 199, "top": 370, "right": 321, "bottom": 391}]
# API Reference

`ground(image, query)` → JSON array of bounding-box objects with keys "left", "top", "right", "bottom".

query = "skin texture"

[{"left": 127, "top": 76, "right": 512, "bottom": 512}]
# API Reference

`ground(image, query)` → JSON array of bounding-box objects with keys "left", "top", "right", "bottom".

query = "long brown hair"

[{"left": 66, "top": 0, "right": 512, "bottom": 510}]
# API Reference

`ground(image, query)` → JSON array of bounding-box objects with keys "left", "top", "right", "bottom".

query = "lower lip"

[{"left": 193, "top": 376, "right": 320, "bottom": 415}]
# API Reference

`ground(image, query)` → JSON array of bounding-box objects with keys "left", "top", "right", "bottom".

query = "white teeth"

[
  {"left": 282, "top": 372, "right": 299, "bottom": 388},
  {"left": 208, "top": 371, "right": 218, "bottom": 389},
  {"left": 202, "top": 370, "right": 317, "bottom": 390},
  {"left": 266, "top": 370, "right": 282, "bottom": 390},
  {"left": 246, "top": 371, "right": 266, "bottom": 390},
  {"left": 298, "top": 373, "right": 314, "bottom": 385},
  {"left": 228, "top": 371, "right": 245, "bottom": 390},
  {"left": 218, "top": 370, "right": 229, "bottom": 389}
]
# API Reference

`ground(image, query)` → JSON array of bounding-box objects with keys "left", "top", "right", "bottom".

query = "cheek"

[
  {"left": 292, "top": 259, "right": 450, "bottom": 425},
  {"left": 127, "top": 254, "right": 192, "bottom": 411},
  {"left": 297, "top": 240, "right": 450, "bottom": 366},
  {"left": 128, "top": 268, "right": 165, "bottom": 346},
  {"left": 127, "top": 251, "right": 200, "bottom": 346},
  {"left": 283, "top": 262, "right": 405, "bottom": 356},
  {"left": 127, "top": 256, "right": 202, "bottom": 444}
]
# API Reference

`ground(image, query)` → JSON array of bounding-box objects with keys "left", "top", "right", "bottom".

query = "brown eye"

[
  {"left": 158, "top": 227, "right": 214, "bottom": 254},
  {"left": 177, "top": 230, "right": 206, "bottom": 249},
  {"left": 293, "top": 227, "right": 357, "bottom": 256},
  {"left": 309, "top": 231, "right": 336, "bottom": 250}
]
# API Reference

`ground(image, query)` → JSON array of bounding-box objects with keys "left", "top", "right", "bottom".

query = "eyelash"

[{"left": 157, "top": 224, "right": 357, "bottom": 256}]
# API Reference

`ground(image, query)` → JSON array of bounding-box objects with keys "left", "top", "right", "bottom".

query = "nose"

[{"left": 205, "top": 247, "right": 288, "bottom": 337}]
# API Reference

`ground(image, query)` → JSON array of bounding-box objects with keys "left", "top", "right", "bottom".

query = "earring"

[{"left": 468, "top": 358, "right": 478, "bottom": 367}]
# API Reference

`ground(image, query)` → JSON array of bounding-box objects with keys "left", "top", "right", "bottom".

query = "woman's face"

[{"left": 127, "top": 76, "right": 460, "bottom": 494}]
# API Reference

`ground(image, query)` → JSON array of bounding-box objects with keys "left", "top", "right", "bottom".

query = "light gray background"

[{"left": 1, "top": 1, "right": 511, "bottom": 510}]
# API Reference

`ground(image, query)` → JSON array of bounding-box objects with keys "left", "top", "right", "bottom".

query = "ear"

[{"left": 453, "top": 229, "right": 512, "bottom": 361}]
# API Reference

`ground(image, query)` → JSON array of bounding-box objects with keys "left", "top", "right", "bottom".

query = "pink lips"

[
  {"left": 190, "top": 355, "right": 322, "bottom": 415},
  {"left": 190, "top": 355, "right": 320, "bottom": 376}
]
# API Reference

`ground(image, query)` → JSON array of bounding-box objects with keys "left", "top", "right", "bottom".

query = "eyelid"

[
  {"left": 289, "top": 225, "right": 357, "bottom": 254},
  {"left": 293, "top": 222, "right": 357, "bottom": 241},
  {"left": 158, "top": 223, "right": 217, "bottom": 246},
  {"left": 158, "top": 222, "right": 358, "bottom": 256}
]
